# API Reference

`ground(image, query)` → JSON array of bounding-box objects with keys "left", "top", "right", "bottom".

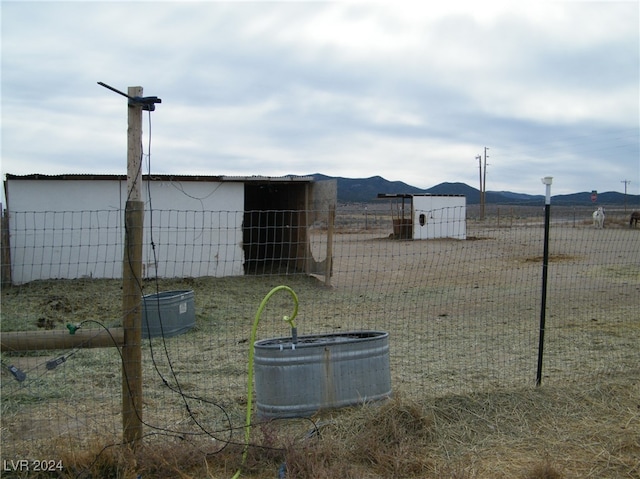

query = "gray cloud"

[{"left": 2, "top": 1, "right": 638, "bottom": 195}]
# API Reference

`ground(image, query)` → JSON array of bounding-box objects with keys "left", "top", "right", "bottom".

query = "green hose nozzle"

[{"left": 66, "top": 323, "right": 81, "bottom": 335}]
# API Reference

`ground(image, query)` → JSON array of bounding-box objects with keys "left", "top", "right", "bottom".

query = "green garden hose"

[{"left": 232, "top": 285, "right": 299, "bottom": 479}]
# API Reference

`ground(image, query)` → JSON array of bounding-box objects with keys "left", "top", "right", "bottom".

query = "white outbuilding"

[
  {"left": 378, "top": 193, "right": 466, "bottom": 240},
  {"left": 2, "top": 174, "right": 336, "bottom": 285}
]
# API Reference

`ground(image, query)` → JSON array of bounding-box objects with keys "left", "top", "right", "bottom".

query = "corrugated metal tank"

[{"left": 254, "top": 330, "right": 391, "bottom": 418}]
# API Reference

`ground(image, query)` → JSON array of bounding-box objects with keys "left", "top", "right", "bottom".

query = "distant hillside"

[
  {"left": 310, "top": 174, "right": 424, "bottom": 203},
  {"left": 309, "top": 173, "right": 640, "bottom": 206}
]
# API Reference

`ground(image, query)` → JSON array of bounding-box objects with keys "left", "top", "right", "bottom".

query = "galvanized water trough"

[
  {"left": 141, "top": 290, "right": 195, "bottom": 339},
  {"left": 254, "top": 330, "right": 391, "bottom": 418}
]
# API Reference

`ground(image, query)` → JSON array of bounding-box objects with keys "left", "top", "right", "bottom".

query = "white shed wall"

[
  {"left": 412, "top": 195, "right": 466, "bottom": 240},
  {"left": 6, "top": 179, "right": 244, "bottom": 284}
]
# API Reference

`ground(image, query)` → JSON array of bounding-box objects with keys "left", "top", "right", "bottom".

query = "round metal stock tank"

[{"left": 254, "top": 330, "right": 391, "bottom": 418}]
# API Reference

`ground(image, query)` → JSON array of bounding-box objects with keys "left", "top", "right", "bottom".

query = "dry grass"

[{"left": 7, "top": 379, "right": 636, "bottom": 479}]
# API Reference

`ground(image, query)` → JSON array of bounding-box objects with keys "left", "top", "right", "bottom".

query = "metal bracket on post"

[
  {"left": 129, "top": 96, "right": 161, "bottom": 111},
  {"left": 97, "top": 81, "right": 162, "bottom": 111}
]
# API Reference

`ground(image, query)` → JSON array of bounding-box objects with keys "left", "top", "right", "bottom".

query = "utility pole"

[
  {"left": 621, "top": 180, "right": 631, "bottom": 212},
  {"left": 483, "top": 147, "right": 489, "bottom": 220},
  {"left": 477, "top": 155, "right": 483, "bottom": 219},
  {"left": 477, "top": 148, "right": 489, "bottom": 220}
]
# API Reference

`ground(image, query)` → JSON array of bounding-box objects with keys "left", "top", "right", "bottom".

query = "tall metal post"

[{"left": 536, "top": 176, "right": 553, "bottom": 386}]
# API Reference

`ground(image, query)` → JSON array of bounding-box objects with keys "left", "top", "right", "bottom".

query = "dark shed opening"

[{"left": 243, "top": 181, "right": 308, "bottom": 274}]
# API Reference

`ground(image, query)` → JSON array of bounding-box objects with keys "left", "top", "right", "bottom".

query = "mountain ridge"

[{"left": 307, "top": 173, "right": 640, "bottom": 206}]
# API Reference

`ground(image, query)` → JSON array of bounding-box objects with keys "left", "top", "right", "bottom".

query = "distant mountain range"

[{"left": 309, "top": 174, "right": 640, "bottom": 206}]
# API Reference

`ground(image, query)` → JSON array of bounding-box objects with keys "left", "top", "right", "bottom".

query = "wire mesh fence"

[{"left": 1, "top": 205, "right": 639, "bottom": 462}]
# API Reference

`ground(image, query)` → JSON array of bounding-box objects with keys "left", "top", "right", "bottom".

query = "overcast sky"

[{"left": 2, "top": 1, "right": 639, "bottom": 195}]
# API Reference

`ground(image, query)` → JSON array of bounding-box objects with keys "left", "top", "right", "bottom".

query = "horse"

[
  {"left": 592, "top": 207, "right": 605, "bottom": 229},
  {"left": 630, "top": 211, "right": 640, "bottom": 228}
]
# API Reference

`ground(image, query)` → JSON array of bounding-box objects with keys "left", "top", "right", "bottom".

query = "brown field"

[{"left": 1, "top": 208, "right": 639, "bottom": 478}]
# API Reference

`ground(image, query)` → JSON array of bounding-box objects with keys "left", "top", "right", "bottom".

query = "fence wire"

[{"left": 1, "top": 206, "right": 638, "bottom": 460}]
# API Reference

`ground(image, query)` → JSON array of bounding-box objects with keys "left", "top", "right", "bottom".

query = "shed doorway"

[{"left": 243, "top": 182, "right": 308, "bottom": 274}]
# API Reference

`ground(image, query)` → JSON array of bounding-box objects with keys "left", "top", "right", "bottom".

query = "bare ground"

[{"left": 1, "top": 216, "right": 639, "bottom": 478}]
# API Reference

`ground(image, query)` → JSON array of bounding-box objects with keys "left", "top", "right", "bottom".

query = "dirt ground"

[{"left": 1, "top": 209, "right": 639, "bottom": 478}]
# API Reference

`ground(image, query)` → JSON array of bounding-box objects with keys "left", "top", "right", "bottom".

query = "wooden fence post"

[
  {"left": 122, "top": 86, "right": 144, "bottom": 447},
  {"left": 325, "top": 205, "right": 335, "bottom": 287}
]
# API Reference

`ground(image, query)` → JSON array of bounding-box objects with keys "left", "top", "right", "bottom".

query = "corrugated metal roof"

[
  {"left": 221, "top": 175, "right": 314, "bottom": 182},
  {"left": 5, "top": 173, "right": 314, "bottom": 183}
]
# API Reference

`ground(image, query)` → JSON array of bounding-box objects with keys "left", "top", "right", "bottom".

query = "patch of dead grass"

[{"left": 6, "top": 377, "right": 638, "bottom": 479}]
